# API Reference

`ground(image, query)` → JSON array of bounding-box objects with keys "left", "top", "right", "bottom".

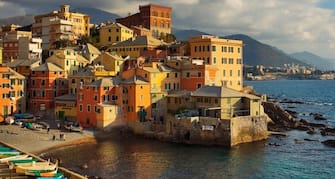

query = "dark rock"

[
  {"left": 285, "top": 109, "right": 298, "bottom": 118},
  {"left": 310, "top": 113, "right": 327, "bottom": 120},
  {"left": 322, "top": 140, "right": 335, "bottom": 147},
  {"left": 299, "top": 119, "right": 326, "bottom": 128},
  {"left": 304, "top": 138, "right": 319, "bottom": 142},
  {"left": 320, "top": 127, "right": 335, "bottom": 136},
  {"left": 307, "top": 129, "right": 316, "bottom": 135},
  {"left": 280, "top": 99, "right": 304, "bottom": 104}
]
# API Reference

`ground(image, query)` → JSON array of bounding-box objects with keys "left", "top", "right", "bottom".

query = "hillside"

[
  {"left": 72, "top": 7, "right": 120, "bottom": 24},
  {"left": 173, "top": 28, "right": 209, "bottom": 40},
  {"left": 290, "top": 51, "right": 335, "bottom": 70},
  {"left": 224, "top": 34, "right": 306, "bottom": 67},
  {"left": 0, "top": 15, "right": 34, "bottom": 26}
]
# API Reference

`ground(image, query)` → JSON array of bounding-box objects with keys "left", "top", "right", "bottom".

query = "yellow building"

[
  {"left": 109, "top": 35, "right": 165, "bottom": 58},
  {"left": 99, "top": 22, "right": 134, "bottom": 47},
  {"left": 135, "top": 62, "right": 180, "bottom": 122},
  {"left": 189, "top": 35, "right": 243, "bottom": 91},
  {"left": 46, "top": 48, "right": 89, "bottom": 77},
  {"left": 32, "top": 5, "right": 90, "bottom": 50},
  {"left": 93, "top": 52, "right": 125, "bottom": 77},
  {"left": 55, "top": 94, "right": 77, "bottom": 121}
]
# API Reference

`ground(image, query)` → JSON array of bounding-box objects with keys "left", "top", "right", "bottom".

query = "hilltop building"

[
  {"left": 116, "top": 4, "right": 172, "bottom": 38},
  {"left": 99, "top": 22, "right": 134, "bottom": 47},
  {"left": 32, "top": 5, "right": 90, "bottom": 51}
]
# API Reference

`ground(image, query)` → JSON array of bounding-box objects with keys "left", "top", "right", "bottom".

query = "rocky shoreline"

[{"left": 263, "top": 100, "right": 335, "bottom": 147}]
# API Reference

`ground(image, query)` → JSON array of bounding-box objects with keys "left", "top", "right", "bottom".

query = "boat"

[
  {"left": 0, "top": 154, "right": 29, "bottom": 163},
  {"left": 15, "top": 160, "right": 58, "bottom": 174},
  {"left": 0, "top": 150, "right": 20, "bottom": 155},
  {"left": 9, "top": 158, "right": 36, "bottom": 164},
  {"left": 64, "top": 123, "right": 82, "bottom": 132},
  {"left": 0, "top": 146, "right": 13, "bottom": 151},
  {"left": 25, "top": 170, "right": 63, "bottom": 177}
]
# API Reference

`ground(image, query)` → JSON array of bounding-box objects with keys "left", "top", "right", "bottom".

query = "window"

[
  {"left": 213, "top": 57, "right": 216, "bottom": 64},
  {"left": 198, "top": 72, "right": 201, "bottom": 77},
  {"left": 194, "top": 46, "right": 197, "bottom": 52},
  {"left": 230, "top": 70, "right": 233, "bottom": 76},
  {"left": 72, "top": 79, "right": 76, "bottom": 83},
  {"left": 229, "top": 58, "right": 234, "bottom": 64},
  {"left": 79, "top": 94, "right": 84, "bottom": 101},
  {"left": 212, "top": 45, "right": 216, "bottom": 51},
  {"left": 223, "top": 70, "right": 226, "bottom": 77},
  {"left": 238, "top": 70, "right": 241, "bottom": 77},
  {"left": 32, "top": 80, "right": 35, "bottom": 86},
  {"left": 238, "top": 48, "right": 241, "bottom": 53},
  {"left": 197, "top": 83, "right": 202, "bottom": 88},
  {"left": 112, "top": 95, "right": 118, "bottom": 100},
  {"left": 116, "top": 36, "right": 119, "bottom": 41},
  {"left": 79, "top": 104, "right": 83, "bottom": 112},
  {"left": 87, "top": 105, "right": 91, "bottom": 112},
  {"left": 108, "top": 36, "right": 111, "bottom": 42},
  {"left": 166, "top": 73, "right": 170, "bottom": 78},
  {"left": 94, "top": 95, "right": 98, "bottom": 101},
  {"left": 222, "top": 58, "right": 227, "bottom": 64},
  {"left": 186, "top": 72, "right": 190, "bottom": 77},
  {"left": 41, "top": 80, "right": 45, "bottom": 86}
]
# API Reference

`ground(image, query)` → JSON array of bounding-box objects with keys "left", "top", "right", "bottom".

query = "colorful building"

[
  {"left": 121, "top": 75, "right": 151, "bottom": 123},
  {"left": 131, "top": 26, "right": 151, "bottom": 37},
  {"left": 0, "top": 47, "right": 2, "bottom": 64},
  {"left": 28, "top": 63, "right": 68, "bottom": 112},
  {"left": 78, "top": 43, "right": 101, "bottom": 63},
  {"left": 116, "top": 4, "right": 172, "bottom": 38},
  {"left": 99, "top": 22, "right": 134, "bottom": 47},
  {"left": 0, "top": 66, "right": 26, "bottom": 122},
  {"left": 77, "top": 78, "right": 122, "bottom": 128},
  {"left": 46, "top": 48, "right": 89, "bottom": 77},
  {"left": 189, "top": 35, "right": 243, "bottom": 91},
  {"left": 32, "top": 5, "right": 90, "bottom": 50},
  {"left": 109, "top": 35, "right": 165, "bottom": 58},
  {"left": 93, "top": 52, "right": 125, "bottom": 77}
]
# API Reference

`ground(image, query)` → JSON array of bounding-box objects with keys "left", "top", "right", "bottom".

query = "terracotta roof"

[
  {"left": 31, "top": 62, "right": 64, "bottom": 72},
  {"left": 191, "top": 86, "right": 260, "bottom": 99}
]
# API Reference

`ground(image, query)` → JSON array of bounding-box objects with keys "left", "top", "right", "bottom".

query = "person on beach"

[
  {"left": 47, "top": 127, "right": 50, "bottom": 134},
  {"left": 52, "top": 134, "right": 56, "bottom": 141},
  {"left": 57, "top": 123, "right": 61, "bottom": 130}
]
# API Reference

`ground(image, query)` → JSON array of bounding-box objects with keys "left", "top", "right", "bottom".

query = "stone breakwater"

[{"left": 262, "top": 101, "right": 335, "bottom": 147}]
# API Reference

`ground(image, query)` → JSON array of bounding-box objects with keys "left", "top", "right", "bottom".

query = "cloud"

[{"left": 1, "top": 0, "right": 335, "bottom": 58}]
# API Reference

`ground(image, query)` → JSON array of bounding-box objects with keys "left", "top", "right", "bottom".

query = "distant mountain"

[
  {"left": 73, "top": 7, "right": 120, "bottom": 24},
  {"left": 224, "top": 34, "right": 307, "bottom": 67},
  {"left": 173, "top": 28, "right": 209, "bottom": 40},
  {"left": 290, "top": 51, "right": 335, "bottom": 70},
  {"left": 0, "top": 15, "right": 34, "bottom": 26}
]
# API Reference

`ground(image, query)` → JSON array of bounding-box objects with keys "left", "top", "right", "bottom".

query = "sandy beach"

[{"left": 0, "top": 124, "right": 98, "bottom": 155}]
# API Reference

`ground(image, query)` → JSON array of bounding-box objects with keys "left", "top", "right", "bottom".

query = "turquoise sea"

[{"left": 43, "top": 80, "right": 335, "bottom": 178}]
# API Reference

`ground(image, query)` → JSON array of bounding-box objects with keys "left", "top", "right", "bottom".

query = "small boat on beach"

[
  {"left": 0, "top": 150, "right": 20, "bottom": 155},
  {"left": 25, "top": 169, "right": 63, "bottom": 177},
  {"left": 15, "top": 160, "right": 58, "bottom": 174},
  {"left": 9, "top": 158, "right": 36, "bottom": 164},
  {"left": 0, "top": 154, "right": 29, "bottom": 163}
]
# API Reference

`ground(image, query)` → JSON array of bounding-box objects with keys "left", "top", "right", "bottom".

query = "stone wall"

[{"left": 230, "top": 116, "right": 268, "bottom": 146}]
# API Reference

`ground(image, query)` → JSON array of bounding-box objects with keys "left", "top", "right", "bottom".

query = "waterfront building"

[
  {"left": 0, "top": 66, "right": 26, "bottom": 122},
  {"left": 99, "top": 22, "right": 134, "bottom": 47},
  {"left": 46, "top": 48, "right": 89, "bottom": 77},
  {"left": 4, "top": 59, "right": 40, "bottom": 77},
  {"left": 32, "top": 5, "right": 90, "bottom": 50},
  {"left": 136, "top": 62, "right": 180, "bottom": 122},
  {"left": 77, "top": 78, "right": 122, "bottom": 128},
  {"left": 0, "top": 47, "right": 2, "bottom": 64},
  {"left": 166, "top": 85, "right": 268, "bottom": 146},
  {"left": 189, "top": 35, "right": 243, "bottom": 91},
  {"left": 121, "top": 75, "right": 151, "bottom": 123},
  {"left": 28, "top": 63, "right": 68, "bottom": 112},
  {"left": 116, "top": 4, "right": 172, "bottom": 38},
  {"left": 109, "top": 35, "right": 165, "bottom": 58}
]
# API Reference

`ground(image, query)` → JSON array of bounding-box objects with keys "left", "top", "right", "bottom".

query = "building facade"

[
  {"left": 28, "top": 63, "right": 68, "bottom": 112},
  {"left": 32, "top": 5, "right": 90, "bottom": 50},
  {"left": 99, "top": 23, "right": 134, "bottom": 47},
  {"left": 0, "top": 66, "right": 26, "bottom": 122},
  {"left": 189, "top": 35, "right": 243, "bottom": 91},
  {"left": 116, "top": 4, "right": 172, "bottom": 38}
]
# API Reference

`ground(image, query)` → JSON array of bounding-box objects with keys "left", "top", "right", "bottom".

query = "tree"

[{"left": 53, "top": 39, "right": 74, "bottom": 49}]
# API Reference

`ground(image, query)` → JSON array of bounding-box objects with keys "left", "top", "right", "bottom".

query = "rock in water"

[{"left": 322, "top": 140, "right": 335, "bottom": 147}]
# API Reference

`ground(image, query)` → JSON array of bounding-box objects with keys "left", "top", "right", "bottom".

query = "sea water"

[{"left": 43, "top": 80, "right": 335, "bottom": 178}]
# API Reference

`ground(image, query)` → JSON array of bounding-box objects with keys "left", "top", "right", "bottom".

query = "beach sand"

[{"left": 0, "top": 124, "right": 98, "bottom": 155}]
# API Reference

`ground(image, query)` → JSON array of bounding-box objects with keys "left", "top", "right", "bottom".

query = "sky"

[{"left": 1, "top": 0, "right": 335, "bottom": 59}]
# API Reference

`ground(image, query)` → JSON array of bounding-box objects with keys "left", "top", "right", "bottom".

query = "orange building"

[
  {"left": 116, "top": 4, "right": 172, "bottom": 38},
  {"left": 0, "top": 66, "right": 26, "bottom": 122},
  {"left": 76, "top": 78, "right": 122, "bottom": 128},
  {"left": 28, "top": 63, "right": 68, "bottom": 112},
  {"left": 121, "top": 75, "right": 151, "bottom": 123}
]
